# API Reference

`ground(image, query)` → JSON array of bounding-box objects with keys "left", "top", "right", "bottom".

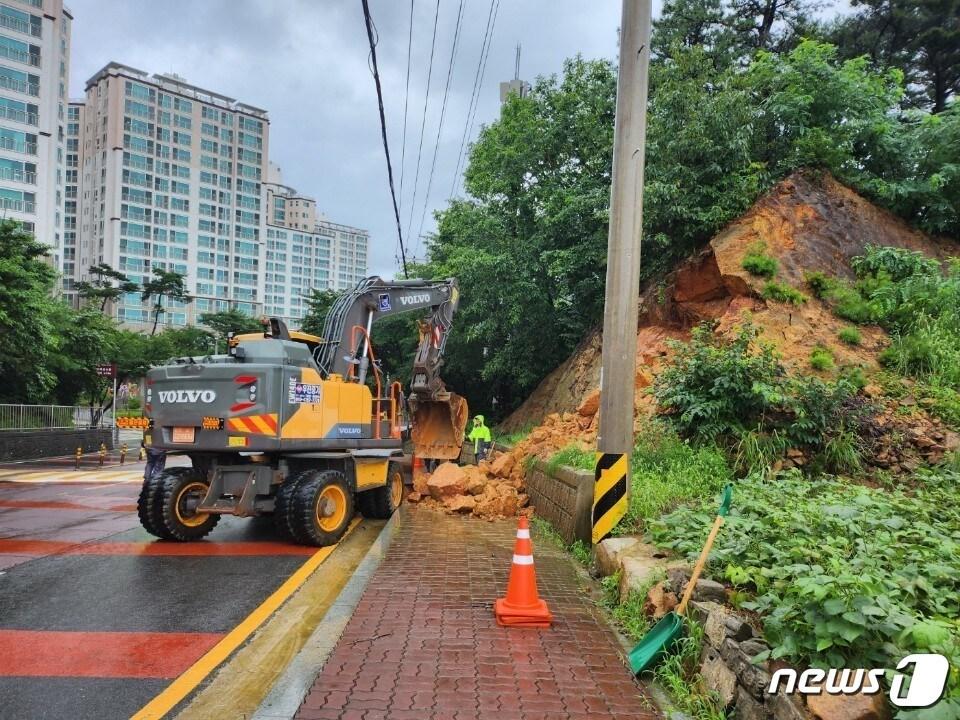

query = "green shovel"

[{"left": 628, "top": 483, "right": 733, "bottom": 675}]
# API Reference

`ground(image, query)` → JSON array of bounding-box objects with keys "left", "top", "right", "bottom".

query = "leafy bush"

[
  {"left": 810, "top": 346, "right": 835, "bottom": 371},
  {"left": 650, "top": 470, "right": 960, "bottom": 711},
  {"left": 762, "top": 281, "right": 807, "bottom": 305},
  {"left": 655, "top": 322, "right": 788, "bottom": 442},
  {"left": 837, "top": 326, "right": 862, "bottom": 345},
  {"left": 741, "top": 243, "right": 778, "bottom": 278},
  {"left": 656, "top": 323, "right": 870, "bottom": 475},
  {"left": 620, "top": 422, "right": 733, "bottom": 532}
]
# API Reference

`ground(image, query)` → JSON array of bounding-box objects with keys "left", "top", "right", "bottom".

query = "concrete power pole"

[{"left": 592, "top": 0, "right": 652, "bottom": 544}]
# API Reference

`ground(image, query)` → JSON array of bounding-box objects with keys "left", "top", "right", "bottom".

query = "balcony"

[
  {"left": 0, "top": 44, "right": 39, "bottom": 67},
  {"left": 0, "top": 135, "right": 35, "bottom": 154},
  {"left": 0, "top": 196, "right": 33, "bottom": 213},
  {"left": 0, "top": 104, "right": 37, "bottom": 125},
  {"left": 0, "top": 14, "right": 39, "bottom": 38},
  {"left": 0, "top": 74, "right": 39, "bottom": 96},
  {"left": 0, "top": 166, "right": 35, "bottom": 184}
]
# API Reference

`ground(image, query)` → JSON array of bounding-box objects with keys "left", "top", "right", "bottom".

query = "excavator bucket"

[{"left": 410, "top": 393, "right": 468, "bottom": 460}]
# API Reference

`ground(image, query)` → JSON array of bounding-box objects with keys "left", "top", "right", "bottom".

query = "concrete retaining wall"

[
  {"left": 0, "top": 429, "right": 114, "bottom": 462},
  {"left": 524, "top": 460, "right": 593, "bottom": 545}
]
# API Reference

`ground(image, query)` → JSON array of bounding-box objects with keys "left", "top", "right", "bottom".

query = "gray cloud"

[{"left": 67, "top": 0, "right": 641, "bottom": 277}]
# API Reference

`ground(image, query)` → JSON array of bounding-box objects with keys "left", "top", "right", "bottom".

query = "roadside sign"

[{"left": 95, "top": 363, "right": 117, "bottom": 378}]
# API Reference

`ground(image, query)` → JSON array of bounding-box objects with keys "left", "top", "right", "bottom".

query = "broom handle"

[{"left": 676, "top": 514, "right": 725, "bottom": 617}]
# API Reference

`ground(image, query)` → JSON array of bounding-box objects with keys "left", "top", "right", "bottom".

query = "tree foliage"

[
  {"left": 0, "top": 221, "right": 60, "bottom": 402},
  {"left": 141, "top": 267, "right": 191, "bottom": 336},
  {"left": 829, "top": 0, "right": 960, "bottom": 113},
  {"left": 420, "top": 35, "right": 958, "bottom": 418}
]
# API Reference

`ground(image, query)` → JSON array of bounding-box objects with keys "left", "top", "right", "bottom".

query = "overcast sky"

[{"left": 67, "top": 0, "right": 644, "bottom": 278}]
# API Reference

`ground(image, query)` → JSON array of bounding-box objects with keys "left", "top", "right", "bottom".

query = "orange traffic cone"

[{"left": 494, "top": 516, "right": 553, "bottom": 628}]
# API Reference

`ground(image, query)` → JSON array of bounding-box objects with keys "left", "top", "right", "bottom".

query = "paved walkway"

[{"left": 296, "top": 508, "right": 660, "bottom": 720}]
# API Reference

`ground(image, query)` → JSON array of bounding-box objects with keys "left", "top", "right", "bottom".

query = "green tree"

[
  {"left": 0, "top": 220, "right": 59, "bottom": 402},
  {"left": 140, "top": 268, "right": 191, "bottom": 336},
  {"left": 299, "top": 288, "right": 341, "bottom": 336},
  {"left": 75, "top": 263, "right": 139, "bottom": 311},
  {"left": 199, "top": 309, "right": 262, "bottom": 348},
  {"left": 830, "top": 0, "right": 960, "bottom": 113},
  {"left": 426, "top": 57, "right": 617, "bottom": 415}
]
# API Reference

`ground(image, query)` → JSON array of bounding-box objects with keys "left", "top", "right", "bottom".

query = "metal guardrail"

[{"left": 0, "top": 404, "right": 113, "bottom": 431}]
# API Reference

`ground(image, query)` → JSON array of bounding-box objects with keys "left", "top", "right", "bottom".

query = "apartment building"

[
  {"left": 0, "top": 0, "right": 71, "bottom": 266},
  {"left": 263, "top": 164, "right": 369, "bottom": 327},
  {"left": 72, "top": 62, "right": 269, "bottom": 326},
  {"left": 70, "top": 63, "right": 369, "bottom": 331}
]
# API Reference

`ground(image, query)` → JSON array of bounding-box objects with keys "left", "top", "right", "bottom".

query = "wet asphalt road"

[{"left": 0, "top": 458, "right": 322, "bottom": 720}]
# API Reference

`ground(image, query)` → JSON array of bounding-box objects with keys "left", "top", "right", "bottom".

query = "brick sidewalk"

[{"left": 296, "top": 507, "right": 661, "bottom": 720}]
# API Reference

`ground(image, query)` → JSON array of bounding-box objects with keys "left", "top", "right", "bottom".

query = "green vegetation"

[
  {"left": 741, "top": 243, "right": 778, "bottom": 278},
  {"left": 837, "top": 326, "right": 862, "bottom": 345},
  {"left": 419, "top": 31, "right": 960, "bottom": 419},
  {"left": 811, "top": 247, "right": 960, "bottom": 419},
  {"left": 762, "top": 280, "right": 807, "bottom": 305},
  {"left": 620, "top": 422, "right": 732, "bottom": 533},
  {"left": 650, "top": 470, "right": 960, "bottom": 714},
  {"left": 809, "top": 346, "right": 835, "bottom": 371},
  {"left": 494, "top": 425, "right": 534, "bottom": 447},
  {"left": 655, "top": 323, "right": 871, "bottom": 475},
  {"left": 653, "top": 621, "right": 727, "bottom": 720},
  {"left": 545, "top": 443, "right": 595, "bottom": 472}
]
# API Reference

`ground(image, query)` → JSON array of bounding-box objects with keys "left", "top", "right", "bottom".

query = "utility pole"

[{"left": 592, "top": 0, "right": 652, "bottom": 544}]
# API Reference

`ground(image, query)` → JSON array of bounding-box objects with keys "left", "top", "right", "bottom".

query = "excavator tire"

[
  {"left": 357, "top": 462, "right": 405, "bottom": 520},
  {"left": 273, "top": 471, "right": 308, "bottom": 540},
  {"left": 289, "top": 469, "right": 354, "bottom": 546},
  {"left": 137, "top": 472, "right": 165, "bottom": 536},
  {"left": 154, "top": 468, "right": 221, "bottom": 541}
]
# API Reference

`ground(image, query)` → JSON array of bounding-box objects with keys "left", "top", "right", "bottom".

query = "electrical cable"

[
  {"left": 404, "top": 0, "right": 442, "bottom": 251},
  {"left": 413, "top": 0, "right": 466, "bottom": 259},
  {"left": 360, "top": 0, "right": 408, "bottom": 277}
]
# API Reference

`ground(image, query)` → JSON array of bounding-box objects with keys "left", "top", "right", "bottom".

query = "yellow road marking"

[
  {"left": 131, "top": 517, "right": 361, "bottom": 720},
  {"left": 0, "top": 468, "right": 144, "bottom": 484}
]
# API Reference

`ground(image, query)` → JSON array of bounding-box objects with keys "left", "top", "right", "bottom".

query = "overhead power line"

[
  {"left": 360, "top": 0, "right": 408, "bottom": 277},
  {"left": 398, "top": 0, "right": 414, "bottom": 211},
  {"left": 450, "top": 0, "right": 501, "bottom": 199},
  {"left": 404, "top": 0, "right": 442, "bottom": 249},
  {"left": 413, "top": 0, "right": 466, "bottom": 258}
]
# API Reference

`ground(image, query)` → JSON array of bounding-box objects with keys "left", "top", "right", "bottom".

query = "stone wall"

[
  {"left": 524, "top": 459, "right": 593, "bottom": 545},
  {"left": 0, "top": 429, "right": 114, "bottom": 462}
]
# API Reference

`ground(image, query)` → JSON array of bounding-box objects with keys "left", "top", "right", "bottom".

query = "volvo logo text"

[
  {"left": 398, "top": 293, "right": 431, "bottom": 306},
  {"left": 157, "top": 389, "right": 217, "bottom": 404}
]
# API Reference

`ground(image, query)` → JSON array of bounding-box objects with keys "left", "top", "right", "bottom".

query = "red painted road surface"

[{"left": 0, "top": 459, "right": 325, "bottom": 719}]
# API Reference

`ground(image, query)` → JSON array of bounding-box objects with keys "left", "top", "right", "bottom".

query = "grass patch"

[
  {"left": 762, "top": 280, "right": 806, "bottom": 305},
  {"left": 837, "top": 326, "right": 862, "bottom": 345},
  {"left": 741, "top": 242, "right": 778, "bottom": 278},
  {"left": 545, "top": 443, "right": 595, "bottom": 473},
  {"left": 654, "top": 621, "right": 728, "bottom": 720},
  {"left": 494, "top": 424, "right": 533, "bottom": 446},
  {"left": 810, "top": 345, "right": 834, "bottom": 371},
  {"left": 617, "top": 422, "right": 732, "bottom": 534}
]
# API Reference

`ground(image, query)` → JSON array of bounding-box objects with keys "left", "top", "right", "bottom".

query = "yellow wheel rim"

[
  {"left": 175, "top": 481, "right": 210, "bottom": 528},
  {"left": 316, "top": 484, "right": 348, "bottom": 532},
  {"left": 390, "top": 471, "right": 404, "bottom": 507}
]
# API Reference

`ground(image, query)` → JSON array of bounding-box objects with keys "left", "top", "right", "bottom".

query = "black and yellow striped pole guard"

[{"left": 592, "top": 452, "right": 629, "bottom": 544}]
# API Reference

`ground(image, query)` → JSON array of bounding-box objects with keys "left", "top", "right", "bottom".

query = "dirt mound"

[
  {"left": 501, "top": 170, "right": 959, "bottom": 432},
  {"left": 410, "top": 412, "right": 601, "bottom": 520}
]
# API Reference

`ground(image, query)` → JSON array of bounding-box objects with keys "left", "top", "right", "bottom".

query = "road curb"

[{"left": 251, "top": 509, "right": 402, "bottom": 719}]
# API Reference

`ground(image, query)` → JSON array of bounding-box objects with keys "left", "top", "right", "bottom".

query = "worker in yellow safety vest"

[{"left": 467, "top": 415, "right": 492, "bottom": 463}]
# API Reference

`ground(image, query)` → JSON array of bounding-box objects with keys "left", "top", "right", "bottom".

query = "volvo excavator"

[{"left": 136, "top": 277, "right": 468, "bottom": 546}]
